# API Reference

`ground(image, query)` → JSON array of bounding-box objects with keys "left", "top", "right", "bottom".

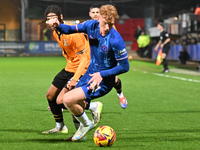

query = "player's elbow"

[
  {"left": 123, "top": 63, "right": 130, "bottom": 73},
  {"left": 121, "top": 58, "right": 130, "bottom": 73},
  {"left": 126, "top": 64, "right": 130, "bottom": 72}
]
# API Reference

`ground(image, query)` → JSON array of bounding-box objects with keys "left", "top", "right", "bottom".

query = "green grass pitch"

[{"left": 0, "top": 56, "right": 200, "bottom": 150}]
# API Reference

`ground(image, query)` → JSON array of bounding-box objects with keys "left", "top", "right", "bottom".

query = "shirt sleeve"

[
  {"left": 56, "top": 20, "right": 94, "bottom": 35},
  {"left": 112, "top": 33, "right": 128, "bottom": 61},
  {"left": 100, "top": 32, "right": 129, "bottom": 77},
  {"left": 165, "top": 32, "right": 169, "bottom": 38},
  {"left": 72, "top": 52, "right": 89, "bottom": 81},
  {"left": 71, "top": 33, "right": 90, "bottom": 81},
  {"left": 100, "top": 58, "right": 129, "bottom": 78}
]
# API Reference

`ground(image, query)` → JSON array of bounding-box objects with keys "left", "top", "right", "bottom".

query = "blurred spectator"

[
  {"left": 179, "top": 34, "right": 190, "bottom": 64},
  {"left": 43, "top": 27, "right": 52, "bottom": 41},
  {"left": 190, "top": 37, "right": 197, "bottom": 44},
  {"left": 190, "top": 7, "right": 195, "bottom": 13},
  {"left": 181, "top": 34, "right": 188, "bottom": 45},
  {"left": 197, "top": 32, "right": 200, "bottom": 44},
  {"left": 186, "top": 34, "right": 192, "bottom": 44},
  {"left": 136, "top": 31, "right": 150, "bottom": 57},
  {"left": 194, "top": 4, "right": 200, "bottom": 28},
  {"left": 187, "top": 34, "right": 197, "bottom": 45},
  {"left": 195, "top": 4, "right": 200, "bottom": 19},
  {"left": 134, "top": 25, "right": 142, "bottom": 40},
  {"left": 189, "top": 7, "right": 195, "bottom": 32}
]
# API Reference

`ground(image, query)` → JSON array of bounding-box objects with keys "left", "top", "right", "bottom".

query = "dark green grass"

[{"left": 0, "top": 56, "right": 200, "bottom": 150}]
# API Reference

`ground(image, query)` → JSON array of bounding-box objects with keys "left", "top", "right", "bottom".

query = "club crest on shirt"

[
  {"left": 101, "top": 45, "right": 108, "bottom": 52},
  {"left": 64, "top": 39, "right": 67, "bottom": 46}
]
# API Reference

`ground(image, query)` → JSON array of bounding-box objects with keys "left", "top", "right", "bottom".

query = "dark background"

[{"left": 27, "top": 0, "right": 200, "bottom": 20}]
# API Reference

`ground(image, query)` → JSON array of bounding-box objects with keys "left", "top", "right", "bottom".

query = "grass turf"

[{"left": 0, "top": 56, "right": 200, "bottom": 150}]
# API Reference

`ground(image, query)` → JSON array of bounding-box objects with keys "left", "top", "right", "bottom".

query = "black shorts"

[
  {"left": 162, "top": 44, "right": 170, "bottom": 55},
  {"left": 52, "top": 69, "right": 74, "bottom": 90}
]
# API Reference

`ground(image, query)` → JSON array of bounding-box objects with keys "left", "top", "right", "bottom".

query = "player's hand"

[
  {"left": 160, "top": 44, "right": 164, "bottom": 48},
  {"left": 88, "top": 72, "right": 102, "bottom": 92},
  {"left": 67, "top": 79, "right": 76, "bottom": 90},
  {"left": 47, "top": 18, "right": 60, "bottom": 28},
  {"left": 154, "top": 45, "right": 158, "bottom": 51}
]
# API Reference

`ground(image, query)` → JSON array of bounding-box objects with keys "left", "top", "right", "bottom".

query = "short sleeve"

[{"left": 165, "top": 32, "right": 169, "bottom": 38}]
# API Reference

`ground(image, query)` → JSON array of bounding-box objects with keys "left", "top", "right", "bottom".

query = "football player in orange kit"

[{"left": 41, "top": 5, "right": 102, "bottom": 134}]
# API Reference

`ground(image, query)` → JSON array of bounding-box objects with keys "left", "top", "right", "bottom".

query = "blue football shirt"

[{"left": 57, "top": 20, "right": 129, "bottom": 78}]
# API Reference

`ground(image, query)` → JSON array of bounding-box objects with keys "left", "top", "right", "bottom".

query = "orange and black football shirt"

[{"left": 53, "top": 22, "right": 90, "bottom": 81}]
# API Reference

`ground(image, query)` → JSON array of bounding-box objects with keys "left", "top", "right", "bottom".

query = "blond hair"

[{"left": 100, "top": 4, "right": 119, "bottom": 22}]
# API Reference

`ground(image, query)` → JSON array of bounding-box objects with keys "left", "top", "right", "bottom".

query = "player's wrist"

[{"left": 71, "top": 78, "right": 77, "bottom": 82}]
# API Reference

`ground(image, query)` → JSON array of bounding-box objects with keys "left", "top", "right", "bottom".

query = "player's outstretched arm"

[
  {"left": 56, "top": 20, "right": 93, "bottom": 35},
  {"left": 56, "top": 24, "right": 77, "bottom": 34},
  {"left": 56, "top": 20, "right": 94, "bottom": 35},
  {"left": 47, "top": 18, "right": 77, "bottom": 34}
]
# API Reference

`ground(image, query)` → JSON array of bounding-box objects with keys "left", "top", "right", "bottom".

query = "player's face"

[
  {"left": 46, "top": 13, "right": 60, "bottom": 29},
  {"left": 98, "top": 15, "right": 114, "bottom": 36},
  {"left": 157, "top": 24, "right": 163, "bottom": 31},
  {"left": 89, "top": 8, "right": 100, "bottom": 20}
]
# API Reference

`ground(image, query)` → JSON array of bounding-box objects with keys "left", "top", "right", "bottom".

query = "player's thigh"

[
  {"left": 63, "top": 87, "right": 85, "bottom": 104},
  {"left": 56, "top": 87, "right": 69, "bottom": 104},
  {"left": 162, "top": 53, "right": 166, "bottom": 59},
  {"left": 162, "top": 46, "right": 170, "bottom": 59},
  {"left": 46, "top": 84, "right": 61, "bottom": 100}
]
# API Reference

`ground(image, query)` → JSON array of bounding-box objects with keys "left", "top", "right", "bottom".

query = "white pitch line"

[
  {"left": 152, "top": 73, "right": 200, "bottom": 83},
  {"left": 132, "top": 69, "right": 200, "bottom": 83}
]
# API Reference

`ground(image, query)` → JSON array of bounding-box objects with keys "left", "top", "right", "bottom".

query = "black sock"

[
  {"left": 58, "top": 104, "right": 67, "bottom": 110},
  {"left": 83, "top": 101, "right": 90, "bottom": 110},
  {"left": 163, "top": 59, "right": 168, "bottom": 70},
  {"left": 114, "top": 78, "right": 122, "bottom": 94},
  {"left": 48, "top": 99, "right": 63, "bottom": 122}
]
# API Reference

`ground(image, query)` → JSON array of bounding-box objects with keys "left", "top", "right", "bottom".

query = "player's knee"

[
  {"left": 56, "top": 97, "right": 63, "bottom": 104},
  {"left": 64, "top": 101, "right": 73, "bottom": 109},
  {"left": 63, "top": 95, "right": 73, "bottom": 108},
  {"left": 46, "top": 92, "right": 54, "bottom": 101},
  {"left": 162, "top": 53, "right": 166, "bottom": 59}
]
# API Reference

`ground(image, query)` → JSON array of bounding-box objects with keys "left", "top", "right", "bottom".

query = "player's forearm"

[
  {"left": 100, "top": 58, "right": 129, "bottom": 78},
  {"left": 72, "top": 54, "right": 90, "bottom": 81},
  {"left": 56, "top": 24, "right": 77, "bottom": 34},
  {"left": 156, "top": 40, "right": 161, "bottom": 47}
]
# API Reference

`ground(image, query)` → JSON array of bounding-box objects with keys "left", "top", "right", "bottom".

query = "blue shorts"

[{"left": 76, "top": 72, "right": 115, "bottom": 101}]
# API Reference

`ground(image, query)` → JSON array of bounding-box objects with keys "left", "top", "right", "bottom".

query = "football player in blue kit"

[
  {"left": 48, "top": 4, "right": 129, "bottom": 141},
  {"left": 89, "top": 4, "right": 128, "bottom": 109}
]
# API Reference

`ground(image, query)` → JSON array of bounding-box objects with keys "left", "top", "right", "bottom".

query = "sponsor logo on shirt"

[
  {"left": 101, "top": 45, "right": 108, "bottom": 52},
  {"left": 117, "top": 48, "right": 126, "bottom": 56}
]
